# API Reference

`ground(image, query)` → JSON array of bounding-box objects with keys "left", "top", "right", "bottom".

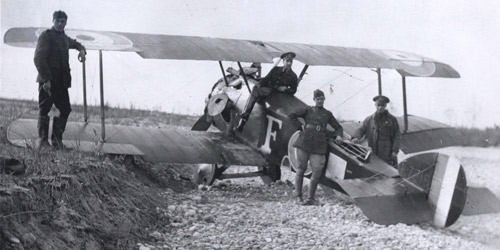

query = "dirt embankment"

[
  {"left": 0, "top": 98, "right": 201, "bottom": 249},
  {"left": 0, "top": 148, "right": 197, "bottom": 249}
]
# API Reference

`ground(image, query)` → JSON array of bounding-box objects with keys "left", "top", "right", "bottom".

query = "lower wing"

[{"left": 7, "top": 118, "right": 267, "bottom": 166}]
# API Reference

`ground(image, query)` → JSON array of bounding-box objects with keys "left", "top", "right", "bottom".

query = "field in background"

[
  {"left": 0, "top": 98, "right": 200, "bottom": 129},
  {"left": 2, "top": 97, "right": 499, "bottom": 147}
]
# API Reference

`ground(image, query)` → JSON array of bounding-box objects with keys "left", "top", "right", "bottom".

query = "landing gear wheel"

[
  {"left": 194, "top": 164, "right": 216, "bottom": 185},
  {"left": 287, "top": 131, "right": 312, "bottom": 178},
  {"left": 194, "top": 164, "right": 227, "bottom": 186},
  {"left": 259, "top": 164, "right": 281, "bottom": 185}
]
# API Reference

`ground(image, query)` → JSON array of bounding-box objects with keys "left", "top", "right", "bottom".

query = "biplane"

[{"left": 4, "top": 27, "right": 500, "bottom": 228}]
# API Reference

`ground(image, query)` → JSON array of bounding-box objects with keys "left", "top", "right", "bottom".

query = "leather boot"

[
  {"left": 235, "top": 92, "right": 258, "bottom": 132},
  {"left": 51, "top": 117, "right": 68, "bottom": 150},
  {"left": 303, "top": 176, "right": 320, "bottom": 206},
  {"left": 35, "top": 116, "right": 50, "bottom": 150},
  {"left": 294, "top": 174, "right": 304, "bottom": 204},
  {"left": 235, "top": 115, "right": 248, "bottom": 132}
]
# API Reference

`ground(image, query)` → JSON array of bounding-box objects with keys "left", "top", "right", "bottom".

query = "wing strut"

[
  {"left": 218, "top": 61, "right": 229, "bottom": 87},
  {"left": 99, "top": 50, "right": 106, "bottom": 142},
  {"left": 82, "top": 60, "right": 88, "bottom": 123},
  {"left": 298, "top": 65, "right": 309, "bottom": 85},
  {"left": 377, "top": 68, "right": 382, "bottom": 95},
  {"left": 237, "top": 62, "right": 252, "bottom": 93},
  {"left": 401, "top": 75, "right": 408, "bottom": 133}
]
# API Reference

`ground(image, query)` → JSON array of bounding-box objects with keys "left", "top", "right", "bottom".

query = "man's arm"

[
  {"left": 258, "top": 67, "right": 277, "bottom": 87},
  {"left": 328, "top": 112, "right": 344, "bottom": 141},
  {"left": 287, "top": 107, "right": 307, "bottom": 130},
  {"left": 391, "top": 118, "right": 402, "bottom": 154},
  {"left": 68, "top": 36, "right": 86, "bottom": 62},
  {"left": 33, "top": 31, "right": 52, "bottom": 83},
  {"left": 351, "top": 116, "right": 370, "bottom": 143},
  {"left": 283, "top": 72, "right": 298, "bottom": 95}
]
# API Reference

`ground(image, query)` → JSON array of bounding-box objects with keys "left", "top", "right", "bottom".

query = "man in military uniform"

[
  {"left": 351, "top": 95, "right": 401, "bottom": 165},
  {"left": 34, "top": 10, "right": 86, "bottom": 150},
  {"left": 288, "top": 89, "right": 343, "bottom": 205},
  {"left": 236, "top": 52, "right": 298, "bottom": 132}
]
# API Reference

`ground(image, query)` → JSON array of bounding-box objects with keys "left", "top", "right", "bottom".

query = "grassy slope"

[{"left": 0, "top": 98, "right": 197, "bottom": 249}]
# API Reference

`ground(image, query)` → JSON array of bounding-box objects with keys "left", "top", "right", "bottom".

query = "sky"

[{"left": 1, "top": 0, "right": 499, "bottom": 128}]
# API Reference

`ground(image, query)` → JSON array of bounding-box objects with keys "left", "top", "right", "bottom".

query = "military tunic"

[
  {"left": 34, "top": 27, "right": 85, "bottom": 118},
  {"left": 240, "top": 66, "right": 298, "bottom": 122},
  {"left": 34, "top": 27, "right": 85, "bottom": 88},
  {"left": 288, "top": 106, "right": 343, "bottom": 154},
  {"left": 353, "top": 111, "right": 401, "bottom": 164},
  {"left": 258, "top": 66, "right": 298, "bottom": 94}
]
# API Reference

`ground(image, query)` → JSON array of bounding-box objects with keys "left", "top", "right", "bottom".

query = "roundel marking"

[
  {"left": 76, "top": 34, "right": 95, "bottom": 41},
  {"left": 35, "top": 28, "right": 134, "bottom": 51},
  {"left": 379, "top": 50, "right": 437, "bottom": 77}
]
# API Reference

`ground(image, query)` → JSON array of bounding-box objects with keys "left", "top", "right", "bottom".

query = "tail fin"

[
  {"left": 462, "top": 187, "right": 500, "bottom": 215},
  {"left": 336, "top": 153, "right": 470, "bottom": 227},
  {"left": 398, "top": 153, "right": 467, "bottom": 227}
]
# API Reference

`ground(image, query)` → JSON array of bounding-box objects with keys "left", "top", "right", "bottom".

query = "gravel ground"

[{"left": 137, "top": 147, "right": 500, "bottom": 250}]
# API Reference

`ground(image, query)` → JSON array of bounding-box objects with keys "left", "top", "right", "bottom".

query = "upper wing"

[
  {"left": 7, "top": 119, "right": 267, "bottom": 166},
  {"left": 4, "top": 27, "right": 459, "bottom": 78},
  {"left": 342, "top": 115, "right": 464, "bottom": 154}
]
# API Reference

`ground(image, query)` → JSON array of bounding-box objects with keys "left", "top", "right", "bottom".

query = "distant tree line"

[{"left": 457, "top": 125, "right": 500, "bottom": 147}]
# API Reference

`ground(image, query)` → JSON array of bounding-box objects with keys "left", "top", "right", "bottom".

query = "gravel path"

[{"left": 137, "top": 147, "right": 500, "bottom": 250}]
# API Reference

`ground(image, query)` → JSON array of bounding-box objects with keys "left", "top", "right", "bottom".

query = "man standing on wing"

[
  {"left": 351, "top": 95, "right": 401, "bottom": 166},
  {"left": 288, "top": 89, "right": 344, "bottom": 205},
  {"left": 236, "top": 52, "right": 298, "bottom": 132},
  {"left": 34, "top": 10, "right": 86, "bottom": 150}
]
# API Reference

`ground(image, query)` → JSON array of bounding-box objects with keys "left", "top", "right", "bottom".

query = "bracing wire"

[
  {"left": 299, "top": 68, "right": 353, "bottom": 100},
  {"left": 331, "top": 70, "right": 387, "bottom": 111}
]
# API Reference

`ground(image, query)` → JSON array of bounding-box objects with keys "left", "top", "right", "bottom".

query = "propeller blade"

[{"left": 191, "top": 113, "right": 212, "bottom": 131}]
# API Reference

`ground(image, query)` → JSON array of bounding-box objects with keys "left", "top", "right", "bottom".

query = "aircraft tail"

[{"left": 336, "top": 152, "right": 473, "bottom": 227}]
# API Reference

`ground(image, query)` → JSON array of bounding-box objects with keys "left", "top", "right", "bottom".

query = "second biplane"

[{"left": 4, "top": 27, "right": 500, "bottom": 227}]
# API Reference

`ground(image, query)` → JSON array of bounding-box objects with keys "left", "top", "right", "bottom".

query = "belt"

[{"left": 305, "top": 124, "right": 325, "bottom": 132}]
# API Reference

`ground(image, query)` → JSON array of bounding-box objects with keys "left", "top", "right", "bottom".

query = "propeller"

[
  {"left": 192, "top": 93, "right": 230, "bottom": 131},
  {"left": 191, "top": 113, "right": 212, "bottom": 131}
]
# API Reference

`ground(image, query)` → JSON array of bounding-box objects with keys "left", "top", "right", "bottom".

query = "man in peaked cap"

[
  {"left": 288, "top": 89, "right": 344, "bottom": 205},
  {"left": 34, "top": 10, "right": 86, "bottom": 150},
  {"left": 351, "top": 95, "right": 401, "bottom": 166},
  {"left": 235, "top": 52, "right": 298, "bottom": 132}
]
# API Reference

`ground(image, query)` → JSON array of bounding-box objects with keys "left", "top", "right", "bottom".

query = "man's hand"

[
  {"left": 391, "top": 151, "right": 398, "bottom": 159},
  {"left": 42, "top": 81, "right": 51, "bottom": 96},
  {"left": 78, "top": 50, "right": 86, "bottom": 62},
  {"left": 391, "top": 151, "right": 398, "bottom": 165},
  {"left": 351, "top": 137, "right": 360, "bottom": 144},
  {"left": 277, "top": 86, "right": 287, "bottom": 92},
  {"left": 335, "top": 135, "right": 343, "bottom": 143}
]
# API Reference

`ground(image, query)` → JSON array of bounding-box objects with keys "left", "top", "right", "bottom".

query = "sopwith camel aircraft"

[{"left": 4, "top": 27, "right": 500, "bottom": 227}]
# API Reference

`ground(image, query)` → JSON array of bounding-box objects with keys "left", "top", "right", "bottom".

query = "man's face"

[
  {"left": 314, "top": 96, "right": 325, "bottom": 107},
  {"left": 53, "top": 18, "right": 67, "bottom": 32},
  {"left": 375, "top": 101, "right": 387, "bottom": 113},
  {"left": 283, "top": 58, "right": 293, "bottom": 70}
]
